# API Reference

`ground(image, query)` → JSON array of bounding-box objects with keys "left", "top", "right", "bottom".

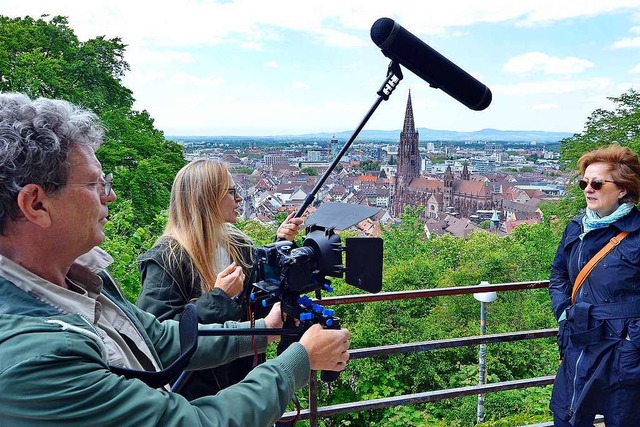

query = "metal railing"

[{"left": 282, "top": 280, "right": 557, "bottom": 426}]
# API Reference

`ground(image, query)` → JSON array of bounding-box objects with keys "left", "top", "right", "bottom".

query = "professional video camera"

[
  {"left": 252, "top": 203, "right": 383, "bottom": 323},
  {"left": 250, "top": 202, "right": 383, "bottom": 382}
]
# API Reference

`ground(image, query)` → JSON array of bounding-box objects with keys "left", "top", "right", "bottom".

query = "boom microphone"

[{"left": 370, "top": 17, "right": 492, "bottom": 111}]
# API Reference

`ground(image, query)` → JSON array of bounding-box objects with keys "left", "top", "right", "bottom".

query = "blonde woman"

[{"left": 136, "top": 160, "right": 302, "bottom": 400}]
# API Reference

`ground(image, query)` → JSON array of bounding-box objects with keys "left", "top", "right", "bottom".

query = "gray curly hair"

[{"left": 0, "top": 93, "right": 105, "bottom": 234}]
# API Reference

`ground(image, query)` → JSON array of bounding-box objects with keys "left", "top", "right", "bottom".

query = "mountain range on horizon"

[{"left": 170, "top": 127, "right": 575, "bottom": 144}]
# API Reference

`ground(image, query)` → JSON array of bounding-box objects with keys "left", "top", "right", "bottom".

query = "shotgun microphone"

[{"left": 370, "top": 17, "right": 492, "bottom": 111}]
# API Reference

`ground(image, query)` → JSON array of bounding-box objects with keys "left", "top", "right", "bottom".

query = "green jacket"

[
  {"left": 0, "top": 271, "right": 310, "bottom": 426},
  {"left": 137, "top": 237, "right": 267, "bottom": 400}
]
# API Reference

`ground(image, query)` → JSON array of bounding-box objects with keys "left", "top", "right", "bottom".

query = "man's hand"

[{"left": 300, "top": 324, "right": 350, "bottom": 372}]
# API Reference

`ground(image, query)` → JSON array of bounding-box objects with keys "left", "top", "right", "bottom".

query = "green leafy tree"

[
  {"left": 560, "top": 89, "right": 640, "bottom": 167},
  {"left": 381, "top": 205, "right": 428, "bottom": 261},
  {"left": 101, "top": 200, "right": 166, "bottom": 301},
  {"left": 357, "top": 159, "right": 381, "bottom": 172},
  {"left": 0, "top": 15, "right": 132, "bottom": 112},
  {"left": 236, "top": 219, "right": 278, "bottom": 247},
  {"left": 0, "top": 15, "right": 186, "bottom": 228},
  {"left": 0, "top": 14, "right": 187, "bottom": 302},
  {"left": 300, "top": 167, "right": 318, "bottom": 176}
]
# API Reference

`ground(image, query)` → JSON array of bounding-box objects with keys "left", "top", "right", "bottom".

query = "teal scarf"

[{"left": 580, "top": 202, "right": 634, "bottom": 239}]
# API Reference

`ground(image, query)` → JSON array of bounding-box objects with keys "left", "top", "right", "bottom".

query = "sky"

[{"left": 5, "top": 0, "right": 640, "bottom": 136}]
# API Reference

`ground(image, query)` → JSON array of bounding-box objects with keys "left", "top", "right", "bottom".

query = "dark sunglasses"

[{"left": 578, "top": 178, "right": 615, "bottom": 191}]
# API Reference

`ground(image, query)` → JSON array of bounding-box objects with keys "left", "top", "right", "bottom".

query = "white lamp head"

[{"left": 473, "top": 291, "right": 498, "bottom": 303}]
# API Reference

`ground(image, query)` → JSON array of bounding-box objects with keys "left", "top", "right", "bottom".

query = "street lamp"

[{"left": 473, "top": 282, "right": 498, "bottom": 425}]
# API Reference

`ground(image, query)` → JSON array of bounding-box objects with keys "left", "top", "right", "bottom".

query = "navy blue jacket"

[{"left": 549, "top": 208, "right": 640, "bottom": 424}]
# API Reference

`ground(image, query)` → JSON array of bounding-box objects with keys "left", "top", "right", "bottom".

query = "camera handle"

[
  {"left": 275, "top": 311, "right": 343, "bottom": 383},
  {"left": 319, "top": 316, "right": 341, "bottom": 383},
  {"left": 294, "top": 60, "right": 403, "bottom": 218}
]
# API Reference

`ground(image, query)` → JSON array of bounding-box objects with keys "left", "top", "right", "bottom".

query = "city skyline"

[{"left": 5, "top": 0, "right": 640, "bottom": 136}]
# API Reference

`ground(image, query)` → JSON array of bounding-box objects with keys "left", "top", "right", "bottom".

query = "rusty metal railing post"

[{"left": 309, "top": 370, "right": 318, "bottom": 427}]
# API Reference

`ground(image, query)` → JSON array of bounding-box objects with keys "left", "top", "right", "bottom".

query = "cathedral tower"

[
  {"left": 444, "top": 165, "right": 454, "bottom": 209},
  {"left": 462, "top": 162, "right": 470, "bottom": 181},
  {"left": 392, "top": 91, "right": 420, "bottom": 216}
]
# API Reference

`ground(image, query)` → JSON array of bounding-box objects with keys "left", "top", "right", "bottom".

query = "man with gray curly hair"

[{"left": 0, "top": 93, "right": 350, "bottom": 426}]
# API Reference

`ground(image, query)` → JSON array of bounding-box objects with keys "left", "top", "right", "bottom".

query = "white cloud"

[
  {"left": 494, "top": 78, "right": 613, "bottom": 95},
  {"left": 167, "top": 73, "right": 225, "bottom": 88},
  {"left": 613, "top": 37, "right": 640, "bottom": 48},
  {"left": 241, "top": 41, "right": 264, "bottom": 50},
  {"left": 503, "top": 52, "right": 594, "bottom": 76},
  {"left": 313, "top": 29, "right": 366, "bottom": 47},
  {"left": 532, "top": 103, "right": 559, "bottom": 110},
  {"left": 292, "top": 81, "right": 310, "bottom": 89},
  {"left": 612, "top": 26, "right": 640, "bottom": 48},
  {"left": 5, "top": 0, "right": 640, "bottom": 135},
  {"left": 7, "top": 0, "right": 640, "bottom": 47},
  {"left": 125, "top": 49, "right": 194, "bottom": 65}
]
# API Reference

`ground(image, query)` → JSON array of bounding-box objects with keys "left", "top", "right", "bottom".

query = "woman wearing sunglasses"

[
  {"left": 549, "top": 144, "right": 640, "bottom": 427},
  {"left": 136, "top": 160, "right": 303, "bottom": 400}
]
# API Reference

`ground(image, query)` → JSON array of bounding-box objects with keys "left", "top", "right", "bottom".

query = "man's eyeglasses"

[
  {"left": 578, "top": 178, "right": 615, "bottom": 191},
  {"left": 48, "top": 172, "right": 113, "bottom": 196}
]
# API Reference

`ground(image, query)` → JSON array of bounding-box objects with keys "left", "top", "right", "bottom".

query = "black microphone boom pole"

[
  {"left": 294, "top": 61, "right": 403, "bottom": 218},
  {"left": 370, "top": 17, "right": 492, "bottom": 111}
]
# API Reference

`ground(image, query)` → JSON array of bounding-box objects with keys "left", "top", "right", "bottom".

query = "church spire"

[
  {"left": 392, "top": 90, "right": 421, "bottom": 217},
  {"left": 403, "top": 89, "right": 415, "bottom": 134},
  {"left": 462, "top": 162, "right": 470, "bottom": 180}
]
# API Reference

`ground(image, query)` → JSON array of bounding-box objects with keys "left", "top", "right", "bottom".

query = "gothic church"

[{"left": 391, "top": 92, "right": 493, "bottom": 219}]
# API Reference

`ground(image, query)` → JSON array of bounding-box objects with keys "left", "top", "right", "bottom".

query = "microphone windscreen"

[{"left": 371, "top": 17, "right": 492, "bottom": 111}]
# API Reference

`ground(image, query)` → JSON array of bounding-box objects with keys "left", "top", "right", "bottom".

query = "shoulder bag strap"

[{"left": 571, "top": 231, "right": 629, "bottom": 304}]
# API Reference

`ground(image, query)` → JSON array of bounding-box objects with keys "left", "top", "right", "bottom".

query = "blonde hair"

[{"left": 163, "top": 160, "right": 254, "bottom": 293}]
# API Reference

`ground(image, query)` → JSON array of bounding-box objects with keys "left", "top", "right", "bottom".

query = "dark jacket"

[
  {"left": 136, "top": 236, "right": 265, "bottom": 400},
  {"left": 549, "top": 207, "right": 640, "bottom": 425}
]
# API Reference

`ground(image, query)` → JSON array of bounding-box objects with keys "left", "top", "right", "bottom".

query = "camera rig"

[
  {"left": 250, "top": 204, "right": 384, "bottom": 382},
  {"left": 254, "top": 205, "right": 382, "bottom": 316}
]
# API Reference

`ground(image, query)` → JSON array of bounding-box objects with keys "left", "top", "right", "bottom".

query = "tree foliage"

[
  {"left": 0, "top": 14, "right": 186, "bottom": 226},
  {"left": 0, "top": 15, "right": 132, "bottom": 112},
  {"left": 300, "top": 167, "right": 318, "bottom": 176},
  {"left": 314, "top": 210, "right": 560, "bottom": 426},
  {"left": 560, "top": 89, "right": 640, "bottom": 168},
  {"left": 357, "top": 159, "right": 381, "bottom": 172}
]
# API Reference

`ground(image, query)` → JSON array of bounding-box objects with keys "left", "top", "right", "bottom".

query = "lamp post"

[{"left": 473, "top": 282, "right": 498, "bottom": 425}]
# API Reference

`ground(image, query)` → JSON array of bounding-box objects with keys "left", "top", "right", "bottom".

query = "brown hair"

[{"left": 577, "top": 144, "right": 640, "bottom": 203}]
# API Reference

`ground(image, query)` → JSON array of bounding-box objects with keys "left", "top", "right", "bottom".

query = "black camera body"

[{"left": 252, "top": 222, "right": 382, "bottom": 324}]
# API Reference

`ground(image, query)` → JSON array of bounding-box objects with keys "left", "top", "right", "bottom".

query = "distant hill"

[
  {"left": 170, "top": 128, "right": 574, "bottom": 144},
  {"left": 298, "top": 128, "right": 574, "bottom": 143}
]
